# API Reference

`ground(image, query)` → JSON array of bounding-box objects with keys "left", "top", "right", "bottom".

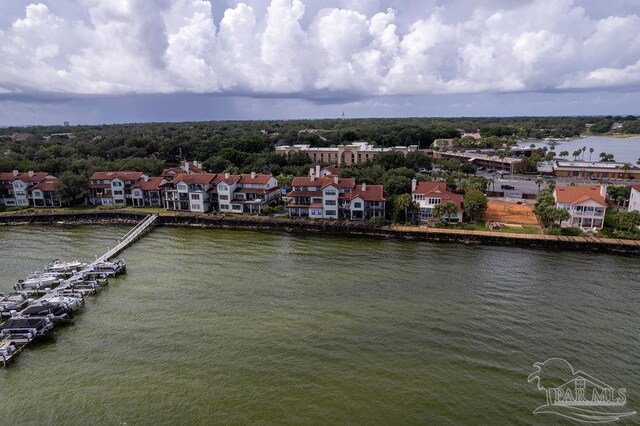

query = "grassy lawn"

[{"left": 496, "top": 225, "right": 541, "bottom": 235}]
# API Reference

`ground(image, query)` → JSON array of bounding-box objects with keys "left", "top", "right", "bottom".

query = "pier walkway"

[{"left": 1, "top": 214, "right": 158, "bottom": 366}]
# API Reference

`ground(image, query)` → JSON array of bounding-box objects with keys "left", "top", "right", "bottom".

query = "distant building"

[
  {"left": 629, "top": 185, "right": 640, "bottom": 213},
  {"left": 611, "top": 122, "right": 624, "bottom": 131},
  {"left": 433, "top": 151, "right": 525, "bottom": 173},
  {"left": 276, "top": 142, "right": 419, "bottom": 166},
  {"left": 553, "top": 186, "right": 607, "bottom": 231},
  {"left": 411, "top": 180, "right": 463, "bottom": 223},
  {"left": 11, "top": 133, "right": 32, "bottom": 142},
  {"left": 63, "top": 121, "right": 70, "bottom": 126},
  {"left": 87, "top": 171, "right": 145, "bottom": 206},
  {"left": 545, "top": 161, "right": 640, "bottom": 180},
  {"left": 50, "top": 133, "right": 75, "bottom": 139}
]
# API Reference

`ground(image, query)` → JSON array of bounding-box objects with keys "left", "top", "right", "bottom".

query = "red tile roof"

[
  {"left": 630, "top": 184, "right": 640, "bottom": 192},
  {"left": 90, "top": 171, "right": 144, "bottom": 181},
  {"left": 0, "top": 172, "right": 52, "bottom": 183},
  {"left": 172, "top": 173, "right": 218, "bottom": 186},
  {"left": 292, "top": 176, "right": 355, "bottom": 190},
  {"left": 413, "top": 182, "right": 463, "bottom": 209},
  {"left": 351, "top": 184, "right": 385, "bottom": 202},
  {"left": 554, "top": 186, "right": 606, "bottom": 206},
  {"left": 239, "top": 173, "right": 273, "bottom": 185},
  {"left": 31, "top": 178, "right": 58, "bottom": 191},
  {"left": 131, "top": 177, "right": 166, "bottom": 190}
]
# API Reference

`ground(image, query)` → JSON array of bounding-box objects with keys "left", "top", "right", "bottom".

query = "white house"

[
  {"left": 411, "top": 179, "right": 463, "bottom": 223},
  {"left": 629, "top": 185, "right": 640, "bottom": 213},
  {"left": 553, "top": 185, "right": 607, "bottom": 231},
  {"left": 130, "top": 176, "right": 167, "bottom": 207}
]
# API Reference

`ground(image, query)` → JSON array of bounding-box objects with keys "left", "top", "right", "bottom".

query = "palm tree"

[
  {"left": 581, "top": 146, "right": 586, "bottom": 160},
  {"left": 559, "top": 150, "right": 569, "bottom": 160},
  {"left": 535, "top": 176, "right": 544, "bottom": 193},
  {"left": 395, "top": 194, "right": 417, "bottom": 223},
  {"left": 489, "top": 177, "right": 495, "bottom": 193},
  {"left": 547, "top": 179, "right": 556, "bottom": 191},
  {"left": 589, "top": 147, "right": 594, "bottom": 161}
]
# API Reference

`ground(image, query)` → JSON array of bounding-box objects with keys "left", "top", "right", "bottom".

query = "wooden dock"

[{"left": 0, "top": 214, "right": 158, "bottom": 366}]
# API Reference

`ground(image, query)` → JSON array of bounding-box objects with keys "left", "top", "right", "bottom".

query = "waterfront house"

[
  {"left": 86, "top": 171, "right": 145, "bottom": 206},
  {"left": 629, "top": 185, "right": 640, "bottom": 213},
  {"left": 162, "top": 173, "right": 220, "bottom": 213},
  {"left": 217, "top": 172, "right": 280, "bottom": 214},
  {"left": 30, "top": 177, "right": 67, "bottom": 207},
  {"left": 553, "top": 186, "right": 607, "bottom": 230},
  {"left": 130, "top": 176, "right": 167, "bottom": 207},
  {"left": 0, "top": 170, "right": 56, "bottom": 207},
  {"left": 276, "top": 142, "right": 419, "bottom": 166},
  {"left": 286, "top": 171, "right": 385, "bottom": 220},
  {"left": 411, "top": 179, "right": 463, "bottom": 223}
]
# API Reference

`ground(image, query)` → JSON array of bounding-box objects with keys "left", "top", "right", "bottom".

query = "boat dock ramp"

[{"left": 0, "top": 214, "right": 157, "bottom": 367}]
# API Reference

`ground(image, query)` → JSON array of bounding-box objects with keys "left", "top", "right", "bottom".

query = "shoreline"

[{"left": 1, "top": 211, "right": 639, "bottom": 255}]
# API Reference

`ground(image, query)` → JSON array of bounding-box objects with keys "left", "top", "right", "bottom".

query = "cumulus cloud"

[{"left": 0, "top": 0, "right": 639, "bottom": 99}]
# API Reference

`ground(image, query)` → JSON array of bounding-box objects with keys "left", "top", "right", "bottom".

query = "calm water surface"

[
  {"left": 529, "top": 135, "right": 640, "bottom": 163},
  {"left": 0, "top": 226, "right": 638, "bottom": 425}
]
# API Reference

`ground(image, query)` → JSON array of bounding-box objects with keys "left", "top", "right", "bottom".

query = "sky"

[{"left": 0, "top": 0, "right": 639, "bottom": 125}]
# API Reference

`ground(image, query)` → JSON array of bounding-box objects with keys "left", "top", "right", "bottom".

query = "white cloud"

[{"left": 0, "top": 0, "right": 639, "bottom": 99}]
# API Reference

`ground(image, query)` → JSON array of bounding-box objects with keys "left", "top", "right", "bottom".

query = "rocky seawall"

[{"left": 1, "top": 211, "right": 638, "bottom": 255}]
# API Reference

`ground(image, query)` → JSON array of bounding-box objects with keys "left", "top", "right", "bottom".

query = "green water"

[{"left": 0, "top": 226, "right": 638, "bottom": 425}]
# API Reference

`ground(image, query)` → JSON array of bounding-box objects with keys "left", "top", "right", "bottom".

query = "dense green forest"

[{"left": 0, "top": 115, "right": 638, "bottom": 180}]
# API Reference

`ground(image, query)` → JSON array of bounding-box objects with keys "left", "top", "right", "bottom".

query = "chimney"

[
  {"left": 28, "top": 171, "right": 34, "bottom": 177},
  {"left": 309, "top": 168, "right": 314, "bottom": 177},
  {"left": 310, "top": 174, "right": 315, "bottom": 181},
  {"left": 361, "top": 182, "right": 367, "bottom": 191},
  {"left": 184, "top": 162, "right": 190, "bottom": 173},
  {"left": 251, "top": 171, "right": 256, "bottom": 179},
  {"left": 334, "top": 176, "right": 339, "bottom": 185},
  {"left": 12, "top": 170, "right": 18, "bottom": 177},
  {"left": 224, "top": 172, "right": 230, "bottom": 179},
  {"left": 315, "top": 165, "right": 321, "bottom": 178},
  {"left": 411, "top": 178, "right": 417, "bottom": 192},
  {"left": 144, "top": 176, "right": 149, "bottom": 182}
]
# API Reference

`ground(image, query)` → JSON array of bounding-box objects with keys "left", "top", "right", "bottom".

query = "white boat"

[
  {"left": 14, "top": 275, "right": 59, "bottom": 291},
  {"left": 47, "top": 294, "right": 84, "bottom": 312},
  {"left": 0, "top": 293, "right": 31, "bottom": 318},
  {"left": 92, "top": 259, "right": 126, "bottom": 275},
  {"left": 45, "top": 259, "right": 87, "bottom": 276}
]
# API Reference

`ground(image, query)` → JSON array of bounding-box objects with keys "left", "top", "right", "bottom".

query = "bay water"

[{"left": 0, "top": 225, "right": 638, "bottom": 424}]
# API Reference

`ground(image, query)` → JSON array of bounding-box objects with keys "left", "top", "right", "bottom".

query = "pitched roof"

[
  {"left": 0, "top": 171, "right": 52, "bottom": 183},
  {"left": 554, "top": 186, "right": 606, "bottom": 206},
  {"left": 238, "top": 173, "right": 273, "bottom": 185},
  {"left": 630, "top": 184, "right": 640, "bottom": 192},
  {"left": 351, "top": 184, "right": 385, "bottom": 202},
  {"left": 321, "top": 166, "right": 340, "bottom": 176},
  {"left": 131, "top": 177, "right": 166, "bottom": 190},
  {"left": 292, "top": 176, "right": 355, "bottom": 190},
  {"left": 172, "top": 173, "right": 218, "bottom": 186},
  {"left": 31, "top": 178, "right": 58, "bottom": 191},
  {"left": 90, "top": 171, "right": 144, "bottom": 181},
  {"left": 413, "top": 181, "right": 463, "bottom": 209}
]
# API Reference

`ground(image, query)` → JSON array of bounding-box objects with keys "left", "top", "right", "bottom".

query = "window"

[
  {"left": 14, "top": 181, "right": 23, "bottom": 188},
  {"left": 325, "top": 190, "right": 336, "bottom": 196},
  {"left": 414, "top": 194, "right": 424, "bottom": 201},
  {"left": 428, "top": 198, "right": 441, "bottom": 205},
  {"left": 326, "top": 210, "right": 336, "bottom": 215},
  {"left": 311, "top": 209, "right": 323, "bottom": 216},
  {"left": 220, "top": 184, "right": 228, "bottom": 191},
  {"left": 232, "top": 205, "right": 241, "bottom": 210},
  {"left": 113, "top": 190, "right": 123, "bottom": 196},
  {"left": 219, "top": 195, "right": 228, "bottom": 200},
  {"left": 191, "top": 204, "right": 201, "bottom": 210},
  {"left": 113, "top": 181, "right": 123, "bottom": 187},
  {"left": 220, "top": 204, "right": 229, "bottom": 210},
  {"left": 325, "top": 200, "right": 336, "bottom": 206},
  {"left": 353, "top": 202, "right": 362, "bottom": 208},
  {"left": 15, "top": 190, "right": 26, "bottom": 196},
  {"left": 177, "top": 184, "right": 188, "bottom": 191},
  {"left": 190, "top": 193, "right": 200, "bottom": 200}
]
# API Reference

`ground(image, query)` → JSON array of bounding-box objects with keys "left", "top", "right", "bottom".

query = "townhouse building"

[
  {"left": 162, "top": 160, "right": 205, "bottom": 180},
  {"left": 162, "top": 173, "right": 221, "bottom": 213},
  {"left": 217, "top": 172, "right": 280, "bottom": 214},
  {"left": 30, "top": 177, "right": 65, "bottom": 207},
  {"left": 553, "top": 185, "right": 607, "bottom": 231},
  {"left": 286, "top": 173, "right": 385, "bottom": 220},
  {"left": 0, "top": 170, "right": 56, "bottom": 207},
  {"left": 130, "top": 176, "right": 167, "bottom": 207},
  {"left": 86, "top": 171, "right": 145, "bottom": 206}
]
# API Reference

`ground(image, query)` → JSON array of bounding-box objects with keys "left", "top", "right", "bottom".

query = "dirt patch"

[{"left": 484, "top": 201, "right": 539, "bottom": 225}]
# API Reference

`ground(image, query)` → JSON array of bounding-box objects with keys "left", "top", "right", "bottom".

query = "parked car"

[{"left": 501, "top": 184, "right": 516, "bottom": 190}]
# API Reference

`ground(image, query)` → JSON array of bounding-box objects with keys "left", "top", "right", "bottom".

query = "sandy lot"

[{"left": 483, "top": 201, "right": 539, "bottom": 225}]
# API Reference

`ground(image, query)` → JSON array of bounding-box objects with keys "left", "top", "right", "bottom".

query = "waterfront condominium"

[
  {"left": 216, "top": 172, "right": 280, "bottom": 214},
  {"left": 86, "top": 171, "right": 145, "bottom": 206}
]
